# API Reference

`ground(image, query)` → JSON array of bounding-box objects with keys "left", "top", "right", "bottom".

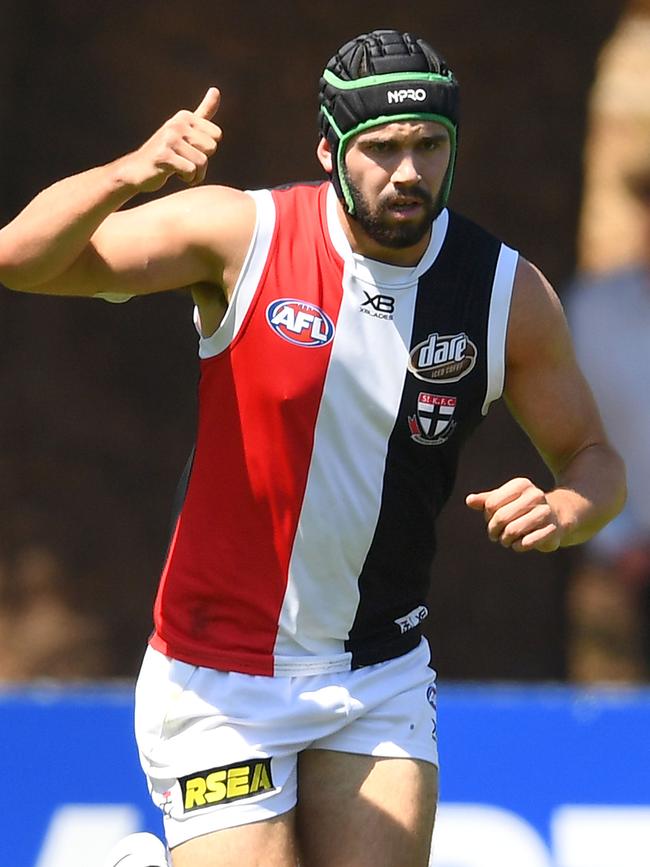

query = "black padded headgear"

[{"left": 319, "top": 30, "right": 459, "bottom": 214}]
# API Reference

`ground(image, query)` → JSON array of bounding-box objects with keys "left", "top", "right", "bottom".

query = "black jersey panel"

[{"left": 346, "top": 212, "right": 503, "bottom": 666}]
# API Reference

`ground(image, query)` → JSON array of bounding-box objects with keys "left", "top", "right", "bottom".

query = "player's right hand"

[
  {"left": 119, "top": 87, "right": 222, "bottom": 192},
  {"left": 466, "top": 476, "right": 563, "bottom": 553}
]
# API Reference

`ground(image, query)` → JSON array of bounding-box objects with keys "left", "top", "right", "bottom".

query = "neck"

[{"left": 335, "top": 198, "right": 432, "bottom": 266}]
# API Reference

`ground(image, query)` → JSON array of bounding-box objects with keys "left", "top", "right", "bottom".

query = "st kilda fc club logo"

[{"left": 408, "top": 392, "right": 457, "bottom": 446}]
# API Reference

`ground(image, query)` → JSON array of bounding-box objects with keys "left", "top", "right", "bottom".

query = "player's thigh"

[
  {"left": 170, "top": 809, "right": 298, "bottom": 867},
  {"left": 296, "top": 749, "right": 438, "bottom": 867}
]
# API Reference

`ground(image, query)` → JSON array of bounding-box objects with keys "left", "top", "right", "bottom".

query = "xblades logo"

[{"left": 360, "top": 291, "right": 395, "bottom": 320}]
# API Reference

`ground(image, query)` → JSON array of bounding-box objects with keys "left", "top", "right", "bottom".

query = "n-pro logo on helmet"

[
  {"left": 266, "top": 299, "right": 335, "bottom": 347},
  {"left": 387, "top": 88, "right": 427, "bottom": 104},
  {"left": 408, "top": 331, "right": 477, "bottom": 383}
]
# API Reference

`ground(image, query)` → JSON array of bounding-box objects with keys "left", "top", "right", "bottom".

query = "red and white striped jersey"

[{"left": 150, "top": 181, "right": 518, "bottom": 676}]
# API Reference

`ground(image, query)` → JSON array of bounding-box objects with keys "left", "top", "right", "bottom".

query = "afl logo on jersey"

[
  {"left": 266, "top": 299, "right": 335, "bottom": 347},
  {"left": 408, "top": 331, "right": 477, "bottom": 383}
]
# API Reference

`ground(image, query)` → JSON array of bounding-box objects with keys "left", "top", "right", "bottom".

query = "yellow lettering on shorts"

[
  {"left": 180, "top": 758, "right": 275, "bottom": 812},
  {"left": 251, "top": 760, "right": 273, "bottom": 794},
  {"left": 226, "top": 764, "right": 250, "bottom": 799},
  {"left": 205, "top": 770, "right": 228, "bottom": 803},
  {"left": 183, "top": 777, "right": 207, "bottom": 809}
]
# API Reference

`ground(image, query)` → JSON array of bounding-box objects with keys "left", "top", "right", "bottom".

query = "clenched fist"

[
  {"left": 466, "top": 477, "right": 564, "bottom": 553},
  {"left": 119, "top": 87, "right": 223, "bottom": 193}
]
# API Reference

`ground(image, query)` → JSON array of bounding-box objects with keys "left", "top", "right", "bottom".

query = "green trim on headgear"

[
  {"left": 319, "top": 57, "right": 459, "bottom": 215},
  {"left": 322, "top": 68, "right": 455, "bottom": 90},
  {"left": 321, "top": 106, "right": 457, "bottom": 214}
]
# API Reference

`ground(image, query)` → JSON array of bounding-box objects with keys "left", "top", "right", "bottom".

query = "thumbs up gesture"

[{"left": 120, "top": 87, "right": 223, "bottom": 193}]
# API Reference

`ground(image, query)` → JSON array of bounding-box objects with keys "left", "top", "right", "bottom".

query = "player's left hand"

[{"left": 465, "top": 477, "right": 563, "bottom": 553}]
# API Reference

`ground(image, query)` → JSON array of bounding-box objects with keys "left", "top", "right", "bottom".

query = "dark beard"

[{"left": 343, "top": 169, "right": 441, "bottom": 249}]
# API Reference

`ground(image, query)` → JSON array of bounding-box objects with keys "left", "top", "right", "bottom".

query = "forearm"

[
  {"left": 0, "top": 90, "right": 223, "bottom": 296},
  {"left": 0, "top": 158, "right": 138, "bottom": 291},
  {"left": 548, "top": 442, "right": 627, "bottom": 547}
]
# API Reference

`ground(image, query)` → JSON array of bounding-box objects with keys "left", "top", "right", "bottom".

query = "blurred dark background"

[{"left": 0, "top": 0, "right": 630, "bottom": 679}]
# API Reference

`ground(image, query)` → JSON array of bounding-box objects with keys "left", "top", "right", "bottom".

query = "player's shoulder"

[
  {"left": 512, "top": 257, "right": 559, "bottom": 311},
  {"left": 445, "top": 208, "right": 513, "bottom": 257},
  {"left": 187, "top": 183, "right": 255, "bottom": 212},
  {"left": 507, "top": 256, "right": 569, "bottom": 369},
  {"left": 176, "top": 183, "right": 257, "bottom": 239},
  {"left": 150, "top": 184, "right": 256, "bottom": 268},
  {"left": 442, "top": 212, "right": 564, "bottom": 356},
  {"left": 446, "top": 207, "right": 499, "bottom": 235},
  {"left": 161, "top": 183, "right": 255, "bottom": 219},
  {"left": 270, "top": 180, "right": 325, "bottom": 194},
  {"left": 260, "top": 181, "right": 330, "bottom": 232},
  {"left": 266, "top": 179, "right": 328, "bottom": 212}
]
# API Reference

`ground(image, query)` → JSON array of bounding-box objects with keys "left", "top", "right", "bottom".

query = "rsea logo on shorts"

[
  {"left": 179, "top": 758, "right": 276, "bottom": 812},
  {"left": 266, "top": 298, "right": 335, "bottom": 347}
]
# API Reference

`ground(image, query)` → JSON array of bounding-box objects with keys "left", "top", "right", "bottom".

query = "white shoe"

[{"left": 103, "top": 832, "right": 170, "bottom": 867}]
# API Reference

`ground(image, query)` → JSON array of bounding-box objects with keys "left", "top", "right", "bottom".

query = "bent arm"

[
  {"left": 0, "top": 160, "right": 142, "bottom": 292},
  {"left": 0, "top": 182, "right": 254, "bottom": 298},
  {"left": 0, "top": 87, "right": 254, "bottom": 300},
  {"left": 0, "top": 176, "right": 254, "bottom": 300},
  {"left": 467, "top": 257, "right": 626, "bottom": 552}
]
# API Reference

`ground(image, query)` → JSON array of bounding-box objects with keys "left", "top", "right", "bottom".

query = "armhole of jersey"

[
  {"left": 481, "top": 244, "right": 518, "bottom": 415},
  {"left": 197, "top": 189, "right": 277, "bottom": 359}
]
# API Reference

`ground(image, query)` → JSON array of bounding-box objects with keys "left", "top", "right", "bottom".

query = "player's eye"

[{"left": 365, "top": 140, "right": 393, "bottom": 153}]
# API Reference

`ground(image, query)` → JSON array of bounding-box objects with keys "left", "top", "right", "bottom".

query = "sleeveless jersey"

[{"left": 150, "top": 182, "right": 518, "bottom": 676}]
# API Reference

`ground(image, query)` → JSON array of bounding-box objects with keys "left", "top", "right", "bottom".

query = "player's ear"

[{"left": 316, "top": 137, "right": 333, "bottom": 174}]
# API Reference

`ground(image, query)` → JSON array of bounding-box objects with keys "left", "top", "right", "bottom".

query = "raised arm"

[
  {"left": 466, "top": 257, "right": 626, "bottom": 552},
  {"left": 0, "top": 87, "right": 255, "bottom": 301}
]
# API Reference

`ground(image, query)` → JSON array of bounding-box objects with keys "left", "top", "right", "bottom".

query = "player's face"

[{"left": 343, "top": 120, "right": 451, "bottom": 250}]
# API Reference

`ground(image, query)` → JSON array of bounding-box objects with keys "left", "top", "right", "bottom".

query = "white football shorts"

[{"left": 134, "top": 639, "right": 438, "bottom": 848}]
